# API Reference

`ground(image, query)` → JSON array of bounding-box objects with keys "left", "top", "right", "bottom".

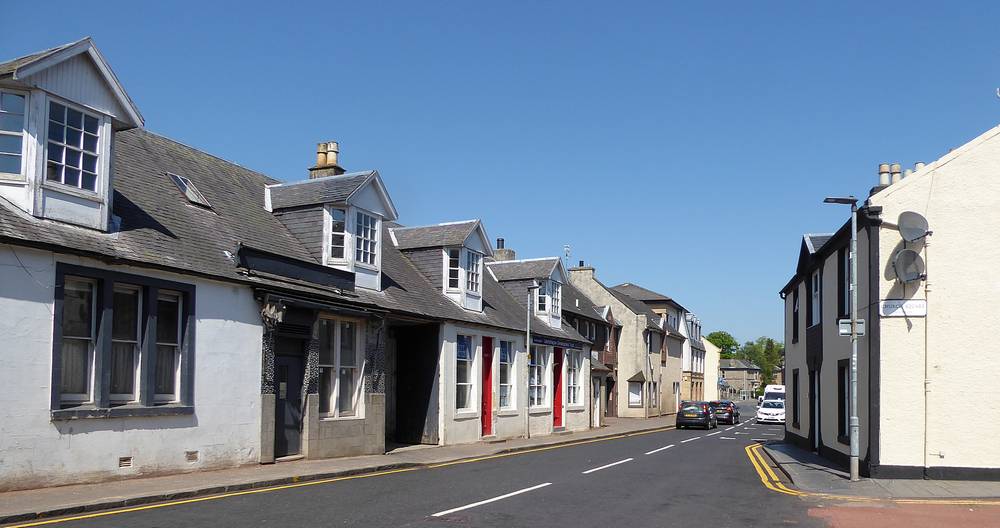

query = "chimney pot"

[
  {"left": 326, "top": 141, "right": 340, "bottom": 167},
  {"left": 309, "top": 140, "right": 346, "bottom": 178},
  {"left": 878, "top": 163, "right": 891, "bottom": 186},
  {"left": 579, "top": 260, "right": 585, "bottom": 267},
  {"left": 903, "top": 168, "right": 913, "bottom": 178},
  {"left": 914, "top": 161, "right": 925, "bottom": 171},
  {"left": 316, "top": 143, "right": 328, "bottom": 167},
  {"left": 497, "top": 238, "right": 505, "bottom": 249},
  {"left": 890, "top": 163, "right": 902, "bottom": 184}
]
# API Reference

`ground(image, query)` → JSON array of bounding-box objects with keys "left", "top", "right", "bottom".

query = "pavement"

[
  {"left": 763, "top": 441, "right": 1000, "bottom": 499},
  {"left": 3, "top": 402, "right": 821, "bottom": 528},
  {"left": 0, "top": 414, "right": 681, "bottom": 526}
]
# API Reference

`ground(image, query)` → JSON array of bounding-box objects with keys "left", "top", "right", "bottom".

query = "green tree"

[
  {"left": 706, "top": 330, "right": 739, "bottom": 358},
  {"left": 736, "top": 336, "right": 785, "bottom": 395}
]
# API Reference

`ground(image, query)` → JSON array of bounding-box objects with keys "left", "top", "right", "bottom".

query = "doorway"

[
  {"left": 591, "top": 377, "right": 601, "bottom": 427},
  {"left": 552, "top": 348, "right": 563, "bottom": 428},
  {"left": 274, "top": 338, "right": 305, "bottom": 458},
  {"left": 481, "top": 337, "right": 494, "bottom": 436},
  {"left": 606, "top": 377, "right": 616, "bottom": 417}
]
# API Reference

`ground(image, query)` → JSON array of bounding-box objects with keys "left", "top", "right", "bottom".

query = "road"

[{"left": 9, "top": 402, "right": 999, "bottom": 528}]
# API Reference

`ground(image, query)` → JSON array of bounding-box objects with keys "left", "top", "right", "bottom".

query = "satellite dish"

[
  {"left": 898, "top": 211, "right": 929, "bottom": 242},
  {"left": 893, "top": 249, "right": 925, "bottom": 283}
]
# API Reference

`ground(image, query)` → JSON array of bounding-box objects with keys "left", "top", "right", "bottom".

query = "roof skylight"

[{"left": 167, "top": 172, "right": 212, "bottom": 209}]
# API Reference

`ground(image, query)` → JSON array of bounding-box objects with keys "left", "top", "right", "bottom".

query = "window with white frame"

[
  {"left": 499, "top": 340, "right": 514, "bottom": 409},
  {"left": 465, "top": 251, "right": 481, "bottom": 293},
  {"left": 0, "top": 90, "right": 26, "bottom": 177},
  {"left": 110, "top": 285, "right": 141, "bottom": 402},
  {"left": 537, "top": 281, "right": 548, "bottom": 312},
  {"left": 60, "top": 279, "right": 96, "bottom": 403},
  {"left": 154, "top": 292, "right": 182, "bottom": 402},
  {"left": 456, "top": 335, "right": 474, "bottom": 410},
  {"left": 447, "top": 248, "right": 461, "bottom": 289},
  {"left": 550, "top": 281, "right": 560, "bottom": 313},
  {"left": 46, "top": 101, "right": 101, "bottom": 192},
  {"left": 648, "top": 381, "right": 658, "bottom": 407},
  {"left": 529, "top": 346, "right": 546, "bottom": 407},
  {"left": 328, "top": 207, "right": 347, "bottom": 261},
  {"left": 810, "top": 271, "right": 821, "bottom": 326},
  {"left": 318, "top": 318, "right": 364, "bottom": 417},
  {"left": 354, "top": 211, "right": 378, "bottom": 266},
  {"left": 566, "top": 350, "right": 580, "bottom": 405},
  {"left": 628, "top": 381, "right": 642, "bottom": 407}
]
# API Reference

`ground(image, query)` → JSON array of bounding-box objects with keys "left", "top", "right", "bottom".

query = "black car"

[
  {"left": 709, "top": 400, "right": 740, "bottom": 424},
  {"left": 676, "top": 401, "right": 718, "bottom": 430}
]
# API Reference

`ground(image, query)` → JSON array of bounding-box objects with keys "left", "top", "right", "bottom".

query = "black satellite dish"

[
  {"left": 898, "top": 211, "right": 929, "bottom": 242},
  {"left": 893, "top": 249, "right": 925, "bottom": 283}
]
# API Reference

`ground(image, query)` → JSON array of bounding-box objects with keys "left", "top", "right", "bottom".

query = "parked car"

[
  {"left": 676, "top": 401, "right": 718, "bottom": 430},
  {"left": 709, "top": 400, "right": 740, "bottom": 424},
  {"left": 756, "top": 400, "right": 785, "bottom": 424}
]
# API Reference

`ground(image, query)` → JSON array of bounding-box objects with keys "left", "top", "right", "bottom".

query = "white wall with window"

[
  {"left": 455, "top": 334, "right": 475, "bottom": 412},
  {"left": 628, "top": 380, "right": 643, "bottom": 407},
  {"left": 322, "top": 204, "right": 384, "bottom": 291},
  {"left": 535, "top": 279, "right": 563, "bottom": 329},
  {"left": 0, "top": 247, "right": 262, "bottom": 491},
  {"left": 317, "top": 318, "right": 366, "bottom": 419},
  {"left": 441, "top": 246, "right": 484, "bottom": 312},
  {"left": 566, "top": 349, "right": 581, "bottom": 406}
]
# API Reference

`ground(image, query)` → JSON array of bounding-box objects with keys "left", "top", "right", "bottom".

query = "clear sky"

[{"left": 5, "top": 1, "right": 999, "bottom": 342}]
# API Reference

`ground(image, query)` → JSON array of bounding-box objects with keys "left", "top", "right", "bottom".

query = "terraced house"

[{"left": 0, "top": 38, "right": 592, "bottom": 492}]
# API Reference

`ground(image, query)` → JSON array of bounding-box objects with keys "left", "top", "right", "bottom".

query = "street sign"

[
  {"left": 879, "top": 299, "right": 927, "bottom": 317},
  {"left": 838, "top": 319, "right": 865, "bottom": 337}
]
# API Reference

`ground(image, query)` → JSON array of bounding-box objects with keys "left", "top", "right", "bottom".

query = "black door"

[{"left": 275, "top": 353, "right": 304, "bottom": 457}]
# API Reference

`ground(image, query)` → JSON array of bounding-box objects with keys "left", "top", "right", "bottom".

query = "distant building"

[{"left": 718, "top": 359, "right": 761, "bottom": 400}]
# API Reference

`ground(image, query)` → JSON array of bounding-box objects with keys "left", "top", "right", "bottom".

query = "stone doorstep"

[{"left": 0, "top": 419, "right": 676, "bottom": 526}]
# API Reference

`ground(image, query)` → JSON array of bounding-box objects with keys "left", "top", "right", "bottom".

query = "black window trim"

[{"left": 51, "top": 263, "right": 196, "bottom": 421}]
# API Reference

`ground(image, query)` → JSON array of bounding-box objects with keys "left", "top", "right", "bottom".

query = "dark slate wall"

[
  {"left": 500, "top": 279, "right": 534, "bottom": 311},
  {"left": 274, "top": 205, "right": 325, "bottom": 262},
  {"left": 402, "top": 248, "right": 443, "bottom": 289}
]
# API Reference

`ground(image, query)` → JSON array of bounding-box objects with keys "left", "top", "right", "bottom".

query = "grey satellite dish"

[
  {"left": 898, "top": 211, "right": 929, "bottom": 242},
  {"left": 893, "top": 249, "right": 925, "bottom": 283}
]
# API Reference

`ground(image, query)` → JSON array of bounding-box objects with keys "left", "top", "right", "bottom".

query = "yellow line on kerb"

[
  {"left": 744, "top": 443, "right": 1000, "bottom": 506},
  {"left": 5, "top": 426, "right": 675, "bottom": 528}
]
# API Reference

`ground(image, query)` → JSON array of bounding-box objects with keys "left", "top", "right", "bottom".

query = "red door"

[
  {"left": 481, "top": 337, "right": 493, "bottom": 436},
  {"left": 553, "top": 348, "right": 563, "bottom": 428}
]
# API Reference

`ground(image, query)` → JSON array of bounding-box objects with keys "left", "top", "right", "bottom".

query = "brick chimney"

[
  {"left": 309, "top": 141, "right": 346, "bottom": 179},
  {"left": 494, "top": 238, "right": 516, "bottom": 261}
]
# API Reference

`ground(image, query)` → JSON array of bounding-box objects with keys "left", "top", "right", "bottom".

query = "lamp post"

[{"left": 824, "top": 195, "right": 860, "bottom": 482}]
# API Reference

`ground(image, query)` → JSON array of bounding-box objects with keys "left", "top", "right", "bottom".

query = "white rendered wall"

[{"left": 0, "top": 247, "right": 262, "bottom": 491}]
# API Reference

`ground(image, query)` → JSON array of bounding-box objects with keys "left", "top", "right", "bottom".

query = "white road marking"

[
  {"left": 432, "top": 482, "right": 552, "bottom": 517},
  {"left": 706, "top": 431, "right": 721, "bottom": 437},
  {"left": 645, "top": 444, "right": 675, "bottom": 455},
  {"left": 725, "top": 427, "right": 735, "bottom": 431},
  {"left": 735, "top": 432, "right": 749, "bottom": 435},
  {"left": 751, "top": 438, "right": 768, "bottom": 441},
  {"left": 761, "top": 433, "right": 777, "bottom": 436},
  {"left": 582, "top": 457, "right": 634, "bottom": 474},
  {"left": 681, "top": 437, "right": 700, "bottom": 443},
  {"left": 719, "top": 436, "right": 737, "bottom": 440}
]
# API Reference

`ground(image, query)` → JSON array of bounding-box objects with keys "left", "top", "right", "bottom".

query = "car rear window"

[{"left": 681, "top": 403, "right": 703, "bottom": 412}]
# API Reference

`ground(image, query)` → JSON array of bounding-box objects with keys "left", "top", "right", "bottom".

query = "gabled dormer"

[
  {"left": 390, "top": 219, "right": 493, "bottom": 312},
  {"left": 0, "top": 37, "right": 143, "bottom": 230},
  {"left": 487, "top": 255, "right": 567, "bottom": 330},
  {"left": 266, "top": 142, "right": 399, "bottom": 291}
]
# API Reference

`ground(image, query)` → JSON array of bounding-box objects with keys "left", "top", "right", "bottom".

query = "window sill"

[
  {"left": 497, "top": 409, "right": 519, "bottom": 417},
  {"left": 0, "top": 173, "right": 26, "bottom": 183},
  {"left": 454, "top": 410, "right": 479, "bottom": 419},
  {"left": 320, "top": 414, "right": 365, "bottom": 422},
  {"left": 528, "top": 407, "right": 551, "bottom": 415},
  {"left": 565, "top": 405, "right": 586, "bottom": 411},
  {"left": 837, "top": 434, "right": 849, "bottom": 446},
  {"left": 355, "top": 262, "right": 378, "bottom": 272},
  {"left": 42, "top": 182, "right": 105, "bottom": 204},
  {"left": 52, "top": 404, "right": 193, "bottom": 421}
]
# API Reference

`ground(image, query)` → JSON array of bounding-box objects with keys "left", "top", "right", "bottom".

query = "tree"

[
  {"left": 736, "top": 336, "right": 785, "bottom": 395},
  {"left": 706, "top": 331, "right": 739, "bottom": 358}
]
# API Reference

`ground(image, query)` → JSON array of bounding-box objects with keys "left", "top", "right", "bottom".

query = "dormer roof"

[
  {"left": 0, "top": 37, "right": 143, "bottom": 129},
  {"left": 389, "top": 219, "right": 493, "bottom": 254},
  {"left": 267, "top": 170, "right": 399, "bottom": 220},
  {"left": 487, "top": 257, "right": 565, "bottom": 282}
]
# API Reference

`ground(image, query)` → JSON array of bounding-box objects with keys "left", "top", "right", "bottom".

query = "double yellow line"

[{"left": 744, "top": 443, "right": 1000, "bottom": 506}]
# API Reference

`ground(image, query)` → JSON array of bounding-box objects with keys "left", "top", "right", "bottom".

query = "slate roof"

[
  {"left": 0, "top": 38, "right": 82, "bottom": 77},
  {"left": 720, "top": 359, "right": 760, "bottom": 370},
  {"left": 391, "top": 220, "right": 480, "bottom": 250},
  {"left": 611, "top": 283, "right": 671, "bottom": 302},
  {"left": 803, "top": 234, "right": 833, "bottom": 254},
  {"left": 268, "top": 171, "right": 373, "bottom": 210},
  {"left": 0, "top": 127, "right": 587, "bottom": 345},
  {"left": 561, "top": 281, "right": 606, "bottom": 322},
  {"left": 487, "top": 258, "right": 560, "bottom": 281},
  {"left": 607, "top": 288, "right": 664, "bottom": 332}
]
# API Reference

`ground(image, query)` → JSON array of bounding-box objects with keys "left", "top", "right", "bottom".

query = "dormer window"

[
  {"left": 536, "top": 280, "right": 560, "bottom": 314},
  {"left": 0, "top": 90, "right": 26, "bottom": 177},
  {"left": 465, "top": 251, "right": 481, "bottom": 293},
  {"left": 329, "top": 207, "right": 347, "bottom": 260},
  {"left": 46, "top": 101, "right": 101, "bottom": 192},
  {"left": 355, "top": 211, "right": 378, "bottom": 266},
  {"left": 447, "top": 249, "right": 461, "bottom": 289}
]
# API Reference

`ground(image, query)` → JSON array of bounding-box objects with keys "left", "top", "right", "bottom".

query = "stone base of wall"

[
  {"left": 305, "top": 393, "right": 385, "bottom": 459},
  {"left": 260, "top": 393, "right": 276, "bottom": 463}
]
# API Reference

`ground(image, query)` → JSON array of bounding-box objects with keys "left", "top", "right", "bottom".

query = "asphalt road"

[{"left": 13, "top": 402, "right": 824, "bottom": 528}]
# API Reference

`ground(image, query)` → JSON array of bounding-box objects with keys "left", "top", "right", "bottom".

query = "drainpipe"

[
  {"left": 923, "top": 236, "right": 932, "bottom": 476},
  {"left": 526, "top": 282, "right": 539, "bottom": 440}
]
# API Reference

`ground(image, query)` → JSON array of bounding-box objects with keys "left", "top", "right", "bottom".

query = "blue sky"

[{"left": 5, "top": 1, "right": 999, "bottom": 342}]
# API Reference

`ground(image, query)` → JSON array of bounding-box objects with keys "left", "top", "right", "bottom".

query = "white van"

[{"left": 763, "top": 384, "right": 785, "bottom": 402}]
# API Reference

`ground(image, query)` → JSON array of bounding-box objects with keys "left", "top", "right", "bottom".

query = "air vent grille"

[
  {"left": 118, "top": 456, "right": 133, "bottom": 468},
  {"left": 185, "top": 450, "right": 199, "bottom": 462}
]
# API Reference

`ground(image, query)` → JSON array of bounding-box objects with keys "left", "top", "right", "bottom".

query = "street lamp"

[{"left": 824, "top": 195, "right": 860, "bottom": 482}]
